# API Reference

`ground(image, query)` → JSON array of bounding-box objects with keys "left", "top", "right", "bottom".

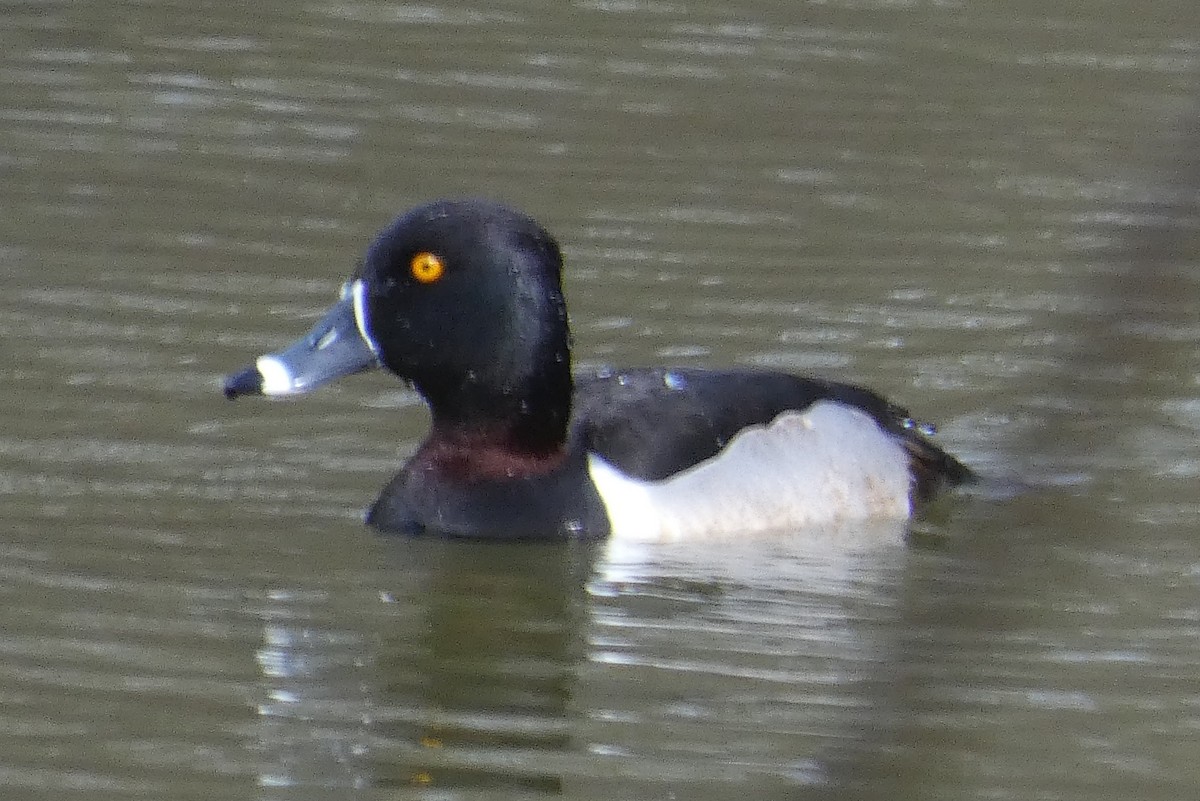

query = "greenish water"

[{"left": 1, "top": 0, "right": 1197, "bottom": 798}]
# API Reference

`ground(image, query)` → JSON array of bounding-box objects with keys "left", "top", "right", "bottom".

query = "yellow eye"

[{"left": 410, "top": 252, "right": 445, "bottom": 284}]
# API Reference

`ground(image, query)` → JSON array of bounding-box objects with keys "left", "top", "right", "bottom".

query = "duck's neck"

[
  {"left": 410, "top": 249, "right": 575, "bottom": 469},
  {"left": 416, "top": 337, "right": 574, "bottom": 459}
]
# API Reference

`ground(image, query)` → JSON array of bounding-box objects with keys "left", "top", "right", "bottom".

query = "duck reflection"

[
  {"left": 252, "top": 526, "right": 928, "bottom": 799},
  {"left": 361, "top": 537, "right": 599, "bottom": 794}
]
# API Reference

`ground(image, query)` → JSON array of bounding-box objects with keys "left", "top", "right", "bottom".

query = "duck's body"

[{"left": 224, "top": 199, "right": 972, "bottom": 540}]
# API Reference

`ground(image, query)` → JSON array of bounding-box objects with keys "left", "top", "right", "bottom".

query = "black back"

[{"left": 573, "top": 367, "right": 973, "bottom": 499}]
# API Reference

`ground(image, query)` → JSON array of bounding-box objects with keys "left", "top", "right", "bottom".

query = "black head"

[
  {"left": 223, "top": 199, "right": 575, "bottom": 449},
  {"left": 356, "top": 199, "right": 574, "bottom": 446}
]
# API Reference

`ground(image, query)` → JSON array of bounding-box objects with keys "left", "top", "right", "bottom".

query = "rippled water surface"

[{"left": 3, "top": 0, "right": 1199, "bottom": 798}]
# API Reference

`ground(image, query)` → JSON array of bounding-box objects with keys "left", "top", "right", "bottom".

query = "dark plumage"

[{"left": 224, "top": 199, "right": 973, "bottom": 540}]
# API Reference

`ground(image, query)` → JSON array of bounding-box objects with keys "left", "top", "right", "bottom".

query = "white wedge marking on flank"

[{"left": 587, "top": 401, "right": 912, "bottom": 541}]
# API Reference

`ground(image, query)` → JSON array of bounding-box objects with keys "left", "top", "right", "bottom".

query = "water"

[{"left": 2, "top": 0, "right": 1198, "bottom": 798}]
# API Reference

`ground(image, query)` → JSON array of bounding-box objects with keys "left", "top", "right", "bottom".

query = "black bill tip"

[{"left": 223, "top": 366, "right": 263, "bottom": 400}]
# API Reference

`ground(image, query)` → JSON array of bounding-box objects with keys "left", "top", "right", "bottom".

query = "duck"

[{"left": 223, "top": 198, "right": 973, "bottom": 540}]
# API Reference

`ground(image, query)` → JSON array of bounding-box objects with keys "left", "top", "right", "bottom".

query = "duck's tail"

[{"left": 904, "top": 434, "right": 977, "bottom": 505}]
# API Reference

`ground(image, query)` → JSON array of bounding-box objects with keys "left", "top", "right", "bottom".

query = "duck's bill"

[{"left": 223, "top": 289, "right": 379, "bottom": 399}]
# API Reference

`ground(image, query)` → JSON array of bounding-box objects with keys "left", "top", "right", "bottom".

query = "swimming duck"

[{"left": 224, "top": 199, "right": 973, "bottom": 540}]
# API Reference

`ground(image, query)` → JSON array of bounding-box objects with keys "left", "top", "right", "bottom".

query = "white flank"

[{"left": 587, "top": 401, "right": 912, "bottom": 541}]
